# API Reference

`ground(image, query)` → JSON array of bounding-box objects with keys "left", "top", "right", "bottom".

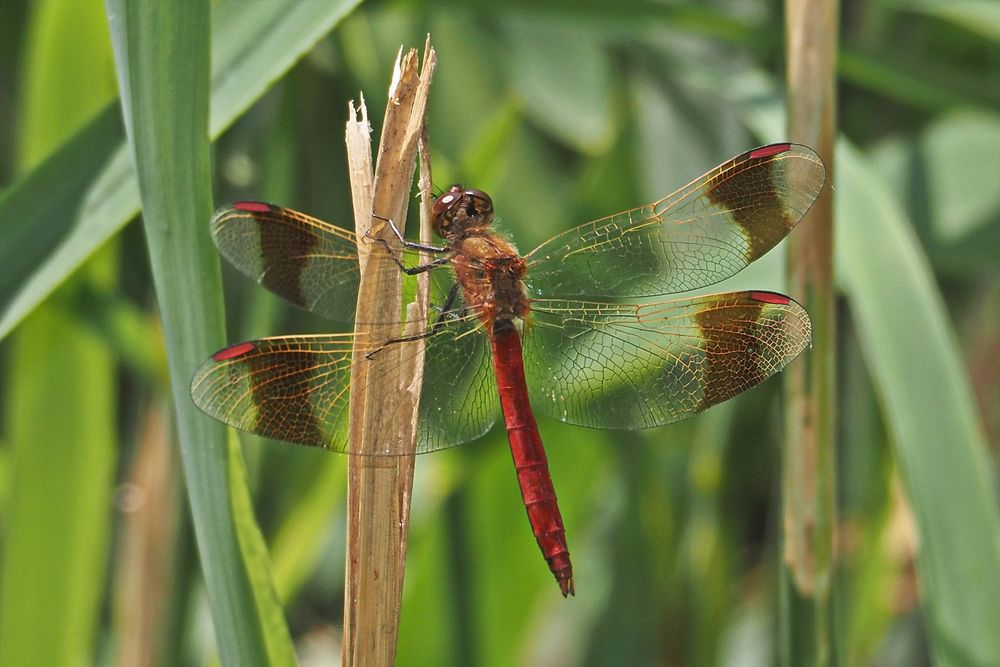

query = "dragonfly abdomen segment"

[{"left": 491, "top": 323, "right": 574, "bottom": 596}]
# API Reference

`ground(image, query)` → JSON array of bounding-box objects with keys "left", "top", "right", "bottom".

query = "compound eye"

[
  {"left": 432, "top": 185, "right": 464, "bottom": 217},
  {"left": 431, "top": 186, "right": 465, "bottom": 235},
  {"left": 464, "top": 188, "right": 493, "bottom": 215}
]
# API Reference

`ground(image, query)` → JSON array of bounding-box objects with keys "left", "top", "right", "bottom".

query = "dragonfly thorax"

[{"left": 453, "top": 233, "right": 530, "bottom": 328}]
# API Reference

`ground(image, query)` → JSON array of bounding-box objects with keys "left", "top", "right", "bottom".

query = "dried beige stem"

[
  {"left": 399, "top": 127, "right": 435, "bottom": 451},
  {"left": 346, "top": 94, "right": 374, "bottom": 275},
  {"left": 781, "top": 0, "right": 838, "bottom": 664},
  {"left": 782, "top": 0, "right": 838, "bottom": 596},
  {"left": 113, "top": 401, "right": 176, "bottom": 667},
  {"left": 343, "top": 41, "right": 436, "bottom": 667}
]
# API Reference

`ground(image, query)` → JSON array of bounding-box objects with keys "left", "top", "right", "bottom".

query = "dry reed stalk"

[
  {"left": 782, "top": 0, "right": 838, "bottom": 664},
  {"left": 342, "top": 40, "right": 436, "bottom": 666},
  {"left": 113, "top": 401, "right": 176, "bottom": 667}
]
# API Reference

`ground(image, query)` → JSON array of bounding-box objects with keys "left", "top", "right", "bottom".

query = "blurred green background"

[{"left": 0, "top": 0, "right": 998, "bottom": 665}]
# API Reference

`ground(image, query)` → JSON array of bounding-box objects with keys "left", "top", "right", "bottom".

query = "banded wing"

[
  {"left": 212, "top": 201, "right": 367, "bottom": 323},
  {"left": 522, "top": 291, "right": 811, "bottom": 429},
  {"left": 522, "top": 144, "right": 826, "bottom": 299},
  {"left": 190, "top": 308, "right": 499, "bottom": 454}
]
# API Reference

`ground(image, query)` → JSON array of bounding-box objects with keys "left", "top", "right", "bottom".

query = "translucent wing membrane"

[
  {"left": 197, "top": 143, "right": 823, "bottom": 455},
  {"left": 523, "top": 144, "right": 826, "bottom": 299},
  {"left": 193, "top": 286, "right": 808, "bottom": 446},
  {"left": 415, "top": 315, "right": 500, "bottom": 451},
  {"left": 522, "top": 291, "right": 812, "bottom": 429},
  {"left": 213, "top": 202, "right": 447, "bottom": 325},
  {"left": 192, "top": 334, "right": 355, "bottom": 447},
  {"left": 211, "top": 202, "right": 365, "bottom": 322},
  {"left": 190, "top": 309, "right": 499, "bottom": 454}
]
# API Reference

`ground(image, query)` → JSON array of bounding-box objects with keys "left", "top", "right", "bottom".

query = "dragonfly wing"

[
  {"left": 523, "top": 292, "right": 811, "bottom": 429},
  {"left": 523, "top": 144, "right": 826, "bottom": 298},
  {"left": 190, "top": 310, "right": 498, "bottom": 454},
  {"left": 415, "top": 312, "right": 500, "bottom": 452},
  {"left": 190, "top": 334, "right": 355, "bottom": 449},
  {"left": 211, "top": 202, "right": 365, "bottom": 322}
]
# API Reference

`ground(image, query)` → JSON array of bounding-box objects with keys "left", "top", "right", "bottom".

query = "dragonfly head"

[{"left": 431, "top": 185, "right": 494, "bottom": 238}]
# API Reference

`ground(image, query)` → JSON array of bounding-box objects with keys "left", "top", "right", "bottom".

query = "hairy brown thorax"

[{"left": 431, "top": 185, "right": 530, "bottom": 331}]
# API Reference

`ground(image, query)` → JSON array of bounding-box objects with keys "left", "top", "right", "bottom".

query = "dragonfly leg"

[
  {"left": 364, "top": 284, "right": 464, "bottom": 360},
  {"left": 368, "top": 212, "right": 447, "bottom": 253},
  {"left": 387, "top": 253, "right": 452, "bottom": 276},
  {"left": 365, "top": 329, "right": 434, "bottom": 359},
  {"left": 365, "top": 214, "right": 452, "bottom": 275},
  {"left": 408, "top": 255, "right": 452, "bottom": 275},
  {"left": 431, "top": 283, "right": 461, "bottom": 332}
]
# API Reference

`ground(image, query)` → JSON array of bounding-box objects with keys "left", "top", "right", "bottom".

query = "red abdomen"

[{"left": 490, "top": 322, "right": 574, "bottom": 596}]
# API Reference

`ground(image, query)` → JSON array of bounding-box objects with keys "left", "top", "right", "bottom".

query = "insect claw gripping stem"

[
  {"left": 364, "top": 212, "right": 452, "bottom": 276},
  {"left": 369, "top": 211, "right": 447, "bottom": 253}
]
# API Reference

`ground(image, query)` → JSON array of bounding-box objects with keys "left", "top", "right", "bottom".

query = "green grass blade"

[
  {"left": 836, "top": 142, "right": 1000, "bottom": 667},
  {"left": 902, "top": 0, "right": 1000, "bottom": 41},
  {"left": 1, "top": 306, "right": 118, "bottom": 667},
  {"left": 105, "top": 1, "right": 294, "bottom": 663},
  {"left": 0, "top": 0, "right": 361, "bottom": 340},
  {"left": 0, "top": 104, "right": 125, "bottom": 328},
  {"left": 208, "top": 0, "right": 361, "bottom": 138},
  {"left": 838, "top": 48, "right": 1000, "bottom": 113},
  {"left": 0, "top": 3, "right": 118, "bottom": 666}
]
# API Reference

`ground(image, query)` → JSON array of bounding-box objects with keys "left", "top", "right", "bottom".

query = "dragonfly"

[{"left": 191, "top": 142, "right": 826, "bottom": 597}]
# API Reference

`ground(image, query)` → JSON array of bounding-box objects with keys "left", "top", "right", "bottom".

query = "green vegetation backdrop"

[{"left": 0, "top": 1, "right": 997, "bottom": 665}]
